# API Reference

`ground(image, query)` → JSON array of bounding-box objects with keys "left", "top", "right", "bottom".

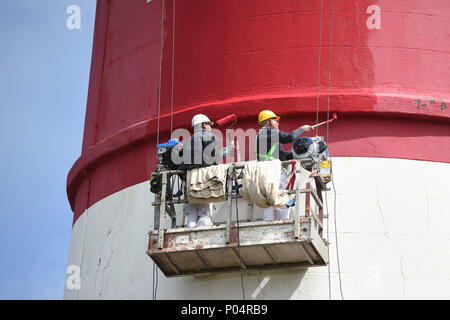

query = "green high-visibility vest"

[
  {"left": 255, "top": 132, "right": 287, "bottom": 172},
  {"left": 255, "top": 132, "right": 279, "bottom": 161}
]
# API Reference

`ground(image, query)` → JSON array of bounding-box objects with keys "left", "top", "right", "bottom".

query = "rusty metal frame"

[
  {"left": 149, "top": 159, "right": 329, "bottom": 274},
  {"left": 147, "top": 217, "right": 329, "bottom": 277}
]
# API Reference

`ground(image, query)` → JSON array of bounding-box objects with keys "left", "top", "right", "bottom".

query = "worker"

[
  {"left": 255, "top": 110, "right": 312, "bottom": 221},
  {"left": 179, "top": 114, "right": 233, "bottom": 228}
]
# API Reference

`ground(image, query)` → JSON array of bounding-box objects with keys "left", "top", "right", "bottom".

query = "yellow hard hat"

[{"left": 258, "top": 110, "right": 280, "bottom": 124}]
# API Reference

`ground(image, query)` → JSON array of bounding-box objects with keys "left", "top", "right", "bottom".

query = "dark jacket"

[
  {"left": 256, "top": 126, "right": 304, "bottom": 161},
  {"left": 179, "top": 129, "right": 228, "bottom": 170}
]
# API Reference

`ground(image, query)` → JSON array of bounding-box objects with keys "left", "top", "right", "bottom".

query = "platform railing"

[{"left": 150, "top": 159, "right": 327, "bottom": 250}]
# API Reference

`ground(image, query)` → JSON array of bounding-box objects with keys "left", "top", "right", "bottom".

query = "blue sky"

[{"left": 0, "top": 1, "right": 96, "bottom": 299}]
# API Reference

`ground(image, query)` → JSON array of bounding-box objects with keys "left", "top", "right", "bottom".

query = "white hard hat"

[{"left": 191, "top": 114, "right": 213, "bottom": 128}]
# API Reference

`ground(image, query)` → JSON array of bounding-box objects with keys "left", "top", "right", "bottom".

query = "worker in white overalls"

[
  {"left": 255, "top": 110, "right": 312, "bottom": 221},
  {"left": 179, "top": 114, "right": 233, "bottom": 227}
]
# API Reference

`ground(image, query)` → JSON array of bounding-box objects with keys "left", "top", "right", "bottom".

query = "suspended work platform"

[
  {"left": 147, "top": 159, "right": 330, "bottom": 277},
  {"left": 148, "top": 216, "right": 328, "bottom": 277}
]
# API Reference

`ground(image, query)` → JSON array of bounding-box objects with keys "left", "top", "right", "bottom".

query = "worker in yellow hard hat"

[
  {"left": 257, "top": 110, "right": 280, "bottom": 126},
  {"left": 256, "top": 110, "right": 312, "bottom": 161},
  {"left": 255, "top": 110, "right": 312, "bottom": 221}
]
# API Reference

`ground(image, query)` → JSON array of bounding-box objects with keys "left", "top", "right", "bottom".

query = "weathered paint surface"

[
  {"left": 64, "top": 158, "right": 450, "bottom": 299},
  {"left": 67, "top": 0, "right": 450, "bottom": 225}
]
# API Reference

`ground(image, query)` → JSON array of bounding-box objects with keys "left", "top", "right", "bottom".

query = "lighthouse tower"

[{"left": 64, "top": 0, "right": 450, "bottom": 299}]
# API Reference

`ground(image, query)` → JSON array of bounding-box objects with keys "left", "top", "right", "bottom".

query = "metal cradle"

[{"left": 147, "top": 159, "right": 330, "bottom": 277}]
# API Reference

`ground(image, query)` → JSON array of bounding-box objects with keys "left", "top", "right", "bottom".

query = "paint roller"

[
  {"left": 215, "top": 114, "right": 237, "bottom": 128},
  {"left": 311, "top": 113, "right": 338, "bottom": 129}
]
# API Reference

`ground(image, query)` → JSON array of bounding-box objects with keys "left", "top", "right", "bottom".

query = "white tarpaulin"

[
  {"left": 240, "top": 160, "right": 289, "bottom": 208},
  {"left": 187, "top": 164, "right": 230, "bottom": 203}
]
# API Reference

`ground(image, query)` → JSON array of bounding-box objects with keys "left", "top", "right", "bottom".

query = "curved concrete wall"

[
  {"left": 67, "top": 0, "right": 450, "bottom": 225},
  {"left": 65, "top": 0, "right": 450, "bottom": 300},
  {"left": 64, "top": 158, "right": 450, "bottom": 299}
]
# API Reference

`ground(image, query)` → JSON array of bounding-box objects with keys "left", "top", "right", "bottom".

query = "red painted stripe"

[{"left": 68, "top": 0, "right": 450, "bottom": 225}]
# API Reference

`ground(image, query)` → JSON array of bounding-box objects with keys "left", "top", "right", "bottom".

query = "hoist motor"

[
  {"left": 292, "top": 136, "right": 330, "bottom": 173},
  {"left": 156, "top": 139, "right": 183, "bottom": 170},
  {"left": 150, "top": 139, "right": 183, "bottom": 195}
]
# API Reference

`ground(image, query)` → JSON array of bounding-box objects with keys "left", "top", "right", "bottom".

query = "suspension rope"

[
  {"left": 152, "top": 262, "right": 155, "bottom": 299},
  {"left": 235, "top": 180, "right": 246, "bottom": 300},
  {"left": 153, "top": 0, "right": 165, "bottom": 299},
  {"left": 156, "top": 0, "right": 165, "bottom": 154},
  {"left": 332, "top": 169, "right": 344, "bottom": 300},
  {"left": 325, "top": 0, "right": 344, "bottom": 300},
  {"left": 315, "top": 0, "right": 324, "bottom": 128},
  {"left": 326, "top": 0, "right": 345, "bottom": 300},
  {"left": 170, "top": 0, "right": 176, "bottom": 137},
  {"left": 325, "top": 190, "right": 331, "bottom": 300},
  {"left": 326, "top": 0, "right": 334, "bottom": 144},
  {"left": 152, "top": 262, "right": 159, "bottom": 300},
  {"left": 324, "top": 0, "right": 334, "bottom": 301},
  {"left": 317, "top": 0, "right": 343, "bottom": 301}
]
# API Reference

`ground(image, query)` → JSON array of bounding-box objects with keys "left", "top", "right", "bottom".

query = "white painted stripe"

[{"left": 64, "top": 157, "right": 450, "bottom": 300}]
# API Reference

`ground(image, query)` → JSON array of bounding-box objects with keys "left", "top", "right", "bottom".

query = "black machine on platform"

[
  {"left": 292, "top": 136, "right": 330, "bottom": 172},
  {"left": 150, "top": 139, "right": 182, "bottom": 194}
]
